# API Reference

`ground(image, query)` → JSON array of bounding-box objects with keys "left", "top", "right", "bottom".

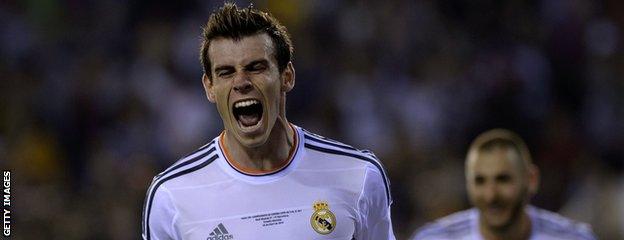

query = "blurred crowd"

[{"left": 1, "top": 0, "right": 623, "bottom": 239}]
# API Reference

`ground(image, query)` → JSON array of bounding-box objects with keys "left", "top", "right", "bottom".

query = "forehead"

[
  {"left": 468, "top": 147, "right": 523, "bottom": 176},
  {"left": 208, "top": 33, "right": 274, "bottom": 67}
]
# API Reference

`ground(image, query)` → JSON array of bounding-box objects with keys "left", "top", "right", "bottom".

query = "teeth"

[{"left": 234, "top": 99, "right": 259, "bottom": 108}]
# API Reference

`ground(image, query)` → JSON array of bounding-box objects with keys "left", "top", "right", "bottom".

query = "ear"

[
  {"left": 280, "top": 62, "right": 295, "bottom": 92},
  {"left": 527, "top": 164, "right": 540, "bottom": 195},
  {"left": 202, "top": 74, "right": 216, "bottom": 103}
]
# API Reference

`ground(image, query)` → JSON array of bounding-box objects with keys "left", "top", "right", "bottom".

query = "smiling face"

[
  {"left": 203, "top": 33, "right": 294, "bottom": 148},
  {"left": 466, "top": 146, "right": 530, "bottom": 231}
]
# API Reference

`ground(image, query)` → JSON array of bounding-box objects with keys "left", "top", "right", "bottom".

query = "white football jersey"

[
  {"left": 142, "top": 125, "right": 395, "bottom": 240},
  {"left": 410, "top": 206, "right": 596, "bottom": 240}
]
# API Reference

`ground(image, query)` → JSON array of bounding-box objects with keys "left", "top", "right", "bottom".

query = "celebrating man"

[
  {"left": 142, "top": 3, "right": 395, "bottom": 240},
  {"left": 411, "top": 129, "right": 596, "bottom": 240}
]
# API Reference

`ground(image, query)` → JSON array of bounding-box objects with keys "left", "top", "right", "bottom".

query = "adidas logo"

[{"left": 206, "top": 223, "right": 234, "bottom": 240}]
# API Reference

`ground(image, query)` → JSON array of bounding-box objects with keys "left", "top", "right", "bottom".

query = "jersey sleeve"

[
  {"left": 142, "top": 185, "right": 178, "bottom": 240},
  {"left": 355, "top": 164, "right": 396, "bottom": 240}
]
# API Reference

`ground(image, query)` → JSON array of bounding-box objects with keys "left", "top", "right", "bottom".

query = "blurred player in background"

[
  {"left": 411, "top": 129, "right": 596, "bottom": 240},
  {"left": 142, "top": 3, "right": 395, "bottom": 240}
]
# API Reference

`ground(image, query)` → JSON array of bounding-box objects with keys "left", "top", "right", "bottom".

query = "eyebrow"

[
  {"left": 213, "top": 65, "right": 234, "bottom": 73},
  {"left": 244, "top": 59, "right": 269, "bottom": 69},
  {"left": 473, "top": 172, "right": 513, "bottom": 180},
  {"left": 213, "top": 59, "right": 269, "bottom": 72},
  {"left": 495, "top": 173, "right": 512, "bottom": 181}
]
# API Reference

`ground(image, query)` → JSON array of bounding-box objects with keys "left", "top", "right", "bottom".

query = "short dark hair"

[
  {"left": 467, "top": 129, "right": 533, "bottom": 169},
  {"left": 200, "top": 3, "right": 293, "bottom": 80}
]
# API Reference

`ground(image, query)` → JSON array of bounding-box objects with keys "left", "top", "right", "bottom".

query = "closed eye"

[
  {"left": 216, "top": 70, "right": 234, "bottom": 77},
  {"left": 245, "top": 60, "right": 268, "bottom": 73},
  {"left": 495, "top": 174, "right": 512, "bottom": 183},
  {"left": 215, "top": 67, "right": 235, "bottom": 78},
  {"left": 474, "top": 176, "right": 485, "bottom": 185}
]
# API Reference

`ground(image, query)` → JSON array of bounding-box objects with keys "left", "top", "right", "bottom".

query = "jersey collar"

[{"left": 216, "top": 124, "right": 304, "bottom": 182}]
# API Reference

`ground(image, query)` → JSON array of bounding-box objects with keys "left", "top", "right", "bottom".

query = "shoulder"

[
  {"left": 299, "top": 128, "right": 392, "bottom": 204},
  {"left": 411, "top": 209, "right": 476, "bottom": 240},
  {"left": 301, "top": 128, "right": 384, "bottom": 170},
  {"left": 146, "top": 139, "right": 220, "bottom": 197},
  {"left": 142, "top": 139, "right": 220, "bottom": 239},
  {"left": 530, "top": 206, "right": 597, "bottom": 240}
]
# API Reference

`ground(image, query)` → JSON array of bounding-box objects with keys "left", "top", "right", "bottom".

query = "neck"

[
  {"left": 223, "top": 116, "right": 295, "bottom": 174},
  {"left": 480, "top": 208, "right": 532, "bottom": 240}
]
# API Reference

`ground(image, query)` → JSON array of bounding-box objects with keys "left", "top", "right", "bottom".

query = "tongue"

[{"left": 239, "top": 113, "right": 261, "bottom": 127}]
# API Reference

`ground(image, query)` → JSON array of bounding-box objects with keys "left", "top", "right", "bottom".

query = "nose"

[
  {"left": 482, "top": 183, "right": 498, "bottom": 203},
  {"left": 233, "top": 73, "right": 253, "bottom": 93}
]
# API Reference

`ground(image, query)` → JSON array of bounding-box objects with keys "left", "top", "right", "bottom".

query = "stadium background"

[{"left": 1, "top": 0, "right": 623, "bottom": 239}]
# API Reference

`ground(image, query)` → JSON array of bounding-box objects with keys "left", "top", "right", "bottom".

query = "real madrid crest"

[{"left": 310, "top": 201, "right": 336, "bottom": 235}]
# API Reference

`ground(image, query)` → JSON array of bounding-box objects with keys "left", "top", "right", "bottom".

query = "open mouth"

[{"left": 232, "top": 99, "right": 263, "bottom": 129}]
